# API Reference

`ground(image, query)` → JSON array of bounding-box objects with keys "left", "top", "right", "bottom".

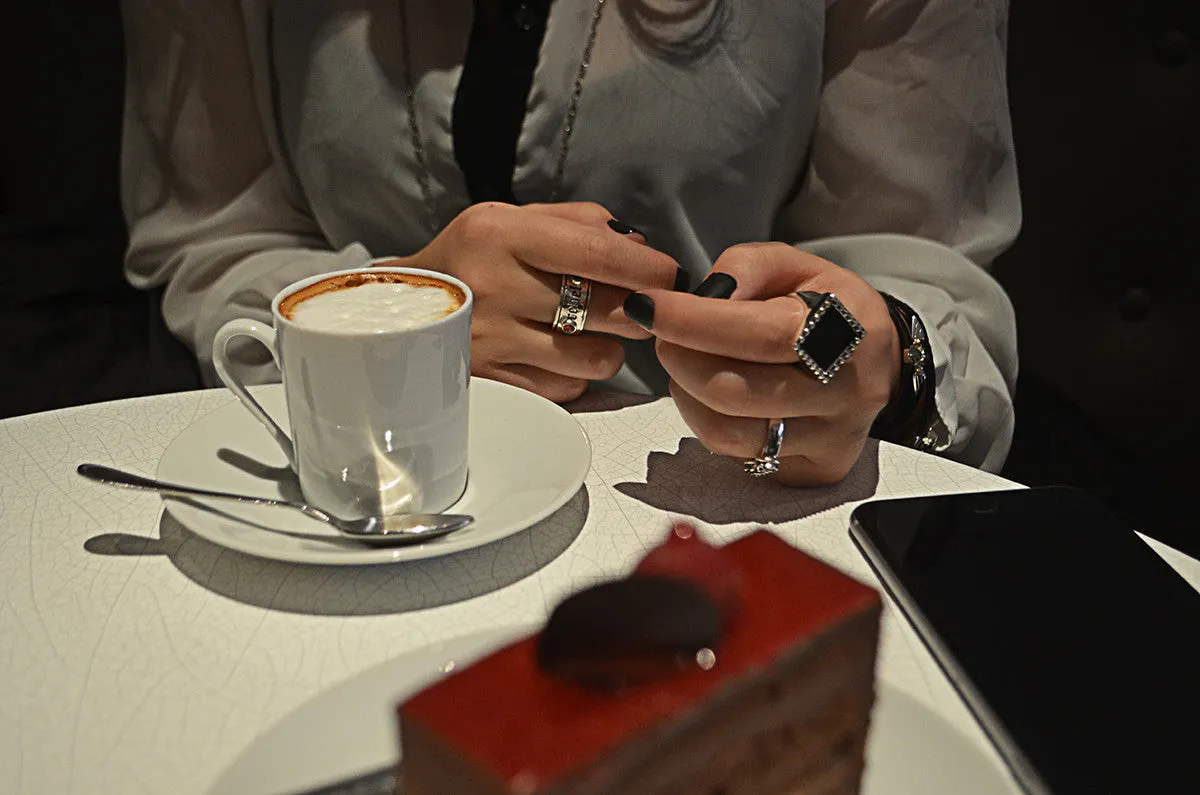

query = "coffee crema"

[{"left": 281, "top": 271, "right": 466, "bottom": 333}]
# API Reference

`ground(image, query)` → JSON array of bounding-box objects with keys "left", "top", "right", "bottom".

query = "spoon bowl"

[{"left": 76, "top": 463, "right": 473, "bottom": 547}]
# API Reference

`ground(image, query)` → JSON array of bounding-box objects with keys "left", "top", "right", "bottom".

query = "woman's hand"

[
  {"left": 625, "top": 243, "right": 901, "bottom": 486},
  {"left": 401, "top": 201, "right": 681, "bottom": 402}
]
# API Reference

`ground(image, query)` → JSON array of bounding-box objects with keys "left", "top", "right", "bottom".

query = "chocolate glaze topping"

[
  {"left": 536, "top": 576, "right": 723, "bottom": 690},
  {"left": 634, "top": 523, "right": 744, "bottom": 623}
]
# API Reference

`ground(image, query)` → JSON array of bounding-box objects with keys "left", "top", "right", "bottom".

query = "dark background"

[
  {"left": 2, "top": 3, "right": 1196, "bottom": 556},
  {"left": 0, "top": 4, "right": 202, "bottom": 417},
  {"left": 994, "top": 0, "right": 1199, "bottom": 558}
]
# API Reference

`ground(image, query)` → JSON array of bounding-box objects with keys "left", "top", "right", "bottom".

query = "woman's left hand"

[{"left": 625, "top": 242, "right": 902, "bottom": 486}]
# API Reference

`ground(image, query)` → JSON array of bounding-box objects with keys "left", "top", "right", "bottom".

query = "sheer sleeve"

[
  {"left": 776, "top": 0, "right": 1021, "bottom": 472},
  {"left": 120, "top": 0, "right": 371, "bottom": 386}
]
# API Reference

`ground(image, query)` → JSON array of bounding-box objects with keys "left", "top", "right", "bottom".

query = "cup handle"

[{"left": 212, "top": 318, "right": 297, "bottom": 470}]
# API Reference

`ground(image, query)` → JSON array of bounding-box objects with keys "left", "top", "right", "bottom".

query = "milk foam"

[{"left": 290, "top": 282, "right": 460, "bottom": 333}]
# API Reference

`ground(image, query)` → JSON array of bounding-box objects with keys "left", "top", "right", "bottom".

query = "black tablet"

[{"left": 850, "top": 486, "right": 1200, "bottom": 794}]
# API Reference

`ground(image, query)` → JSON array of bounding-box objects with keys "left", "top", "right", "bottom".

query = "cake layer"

[
  {"left": 400, "top": 531, "right": 880, "bottom": 792},
  {"left": 587, "top": 614, "right": 877, "bottom": 794},
  {"left": 402, "top": 671, "right": 872, "bottom": 795},
  {"left": 653, "top": 689, "right": 872, "bottom": 795}
]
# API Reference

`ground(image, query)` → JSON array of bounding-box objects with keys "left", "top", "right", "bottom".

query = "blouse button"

[{"left": 514, "top": 3, "right": 537, "bottom": 31}]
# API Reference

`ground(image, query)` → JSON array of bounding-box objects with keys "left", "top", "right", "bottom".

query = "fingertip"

[
  {"left": 607, "top": 219, "right": 645, "bottom": 238},
  {"left": 691, "top": 272, "right": 737, "bottom": 299},
  {"left": 623, "top": 292, "right": 655, "bottom": 330},
  {"left": 673, "top": 267, "right": 692, "bottom": 292},
  {"left": 607, "top": 218, "right": 649, "bottom": 247}
]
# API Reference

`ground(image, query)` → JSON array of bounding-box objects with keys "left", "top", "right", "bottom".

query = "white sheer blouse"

[{"left": 120, "top": 0, "right": 1020, "bottom": 471}]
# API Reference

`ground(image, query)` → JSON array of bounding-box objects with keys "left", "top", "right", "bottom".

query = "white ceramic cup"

[{"left": 212, "top": 263, "right": 472, "bottom": 519}]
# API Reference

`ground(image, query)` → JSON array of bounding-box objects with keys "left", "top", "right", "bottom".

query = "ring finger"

[
  {"left": 657, "top": 340, "right": 845, "bottom": 420},
  {"left": 524, "top": 270, "right": 650, "bottom": 339},
  {"left": 669, "top": 383, "right": 865, "bottom": 479},
  {"left": 484, "top": 318, "right": 626, "bottom": 381}
]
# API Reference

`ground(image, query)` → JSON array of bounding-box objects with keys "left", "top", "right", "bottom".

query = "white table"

[{"left": 2, "top": 388, "right": 1196, "bottom": 794}]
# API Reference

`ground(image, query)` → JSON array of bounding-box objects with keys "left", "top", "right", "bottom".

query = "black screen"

[{"left": 851, "top": 487, "right": 1200, "bottom": 794}]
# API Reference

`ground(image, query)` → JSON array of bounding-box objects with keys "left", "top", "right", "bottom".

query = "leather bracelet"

[{"left": 870, "top": 293, "right": 938, "bottom": 452}]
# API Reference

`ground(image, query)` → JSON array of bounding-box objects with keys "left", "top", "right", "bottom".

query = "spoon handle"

[{"left": 76, "top": 463, "right": 314, "bottom": 515}]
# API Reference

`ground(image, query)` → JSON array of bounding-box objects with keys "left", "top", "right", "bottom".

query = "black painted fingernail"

[
  {"left": 673, "top": 267, "right": 691, "bottom": 292},
  {"left": 608, "top": 219, "right": 645, "bottom": 237},
  {"left": 691, "top": 272, "right": 737, "bottom": 299},
  {"left": 623, "top": 292, "right": 655, "bottom": 329}
]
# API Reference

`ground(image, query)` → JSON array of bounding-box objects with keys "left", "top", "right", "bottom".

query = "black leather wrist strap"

[{"left": 870, "top": 293, "right": 938, "bottom": 452}]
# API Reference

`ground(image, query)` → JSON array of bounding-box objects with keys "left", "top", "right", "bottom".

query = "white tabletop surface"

[{"left": 2, "top": 387, "right": 1197, "bottom": 795}]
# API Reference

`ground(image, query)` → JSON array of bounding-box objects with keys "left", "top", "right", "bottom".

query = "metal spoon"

[{"left": 76, "top": 463, "right": 473, "bottom": 547}]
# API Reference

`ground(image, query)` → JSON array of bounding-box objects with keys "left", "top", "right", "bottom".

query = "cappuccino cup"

[{"left": 212, "top": 262, "right": 472, "bottom": 519}]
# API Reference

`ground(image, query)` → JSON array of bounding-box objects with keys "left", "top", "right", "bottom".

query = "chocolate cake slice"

[{"left": 398, "top": 526, "right": 881, "bottom": 794}]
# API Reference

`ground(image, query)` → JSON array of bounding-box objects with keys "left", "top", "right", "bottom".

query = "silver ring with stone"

[
  {"left": 793, "top": 291, "right": 867, "bottom": 384},
  {"left": 744, "top": 419, "right": 786, "bottom": 477},
  {"left": 552, "top": 275, "right": 592, "bottom": 335}
]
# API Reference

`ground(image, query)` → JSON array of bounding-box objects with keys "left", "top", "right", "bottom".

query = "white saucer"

[
  {"left": 157, "top": 378, "right": 591, "bottom": 565},
  {"left": 210, "top": 628, "right": 1017, "bottom": 795}
]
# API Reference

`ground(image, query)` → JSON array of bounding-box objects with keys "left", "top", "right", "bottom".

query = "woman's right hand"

[{"left": 405, "top": 201, "right": 682, "bottom": 402}]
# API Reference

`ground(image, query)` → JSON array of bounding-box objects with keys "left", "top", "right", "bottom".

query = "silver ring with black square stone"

[{"left": 793, "top": 291, "right": 866, "bottom": 384}]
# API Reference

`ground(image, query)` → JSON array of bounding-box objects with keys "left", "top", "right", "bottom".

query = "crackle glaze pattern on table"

[{"left": 2, "top": 387, "right": 1196, "bottom": 795}]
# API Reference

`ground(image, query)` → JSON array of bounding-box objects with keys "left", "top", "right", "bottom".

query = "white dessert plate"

[
  {"left": 157, "top": 378, "right": 591, "bottom": 565},
  {"left": 209, "top": 628, "right": 1018, "bottom": 795}
]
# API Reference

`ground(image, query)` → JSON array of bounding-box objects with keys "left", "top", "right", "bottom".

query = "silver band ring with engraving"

[
  {"left": 744, "top": 419, "right": 786, "bottom": 477},
  {"left": 551, "top": 275, "right": 593, "bottom": 335}
]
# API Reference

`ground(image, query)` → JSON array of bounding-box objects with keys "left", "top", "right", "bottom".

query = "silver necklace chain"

[{"left": 398, "top": 0, "right": 608, "bottom": 235}]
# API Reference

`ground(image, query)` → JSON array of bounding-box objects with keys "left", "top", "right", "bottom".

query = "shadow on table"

[
  {"left": 565, "top": 390, "right": 660, "bottom": 414},
  {"left": 83, "top": 486, "right": 589, "bottom": 616},
  {"left": 216, "top": 447, "right": 299, "bottom": 499},
  {"left": 615, "top": 437, "right": 881, "bottom": 524}
]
